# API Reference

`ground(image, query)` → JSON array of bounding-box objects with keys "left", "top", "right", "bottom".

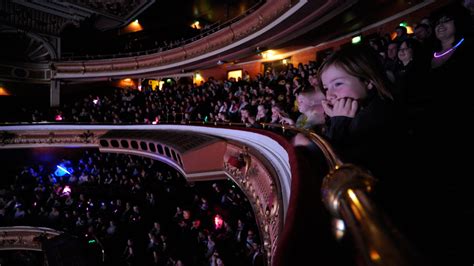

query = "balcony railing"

[
  {"left": 0, "top": 121, "right": 419, "bottom": 265},
  {"left": 60, "top": 1, "right": 266, "bottom": 61},
  {"left": 0, "top": 226, "right": 62, "bottom": 251}
]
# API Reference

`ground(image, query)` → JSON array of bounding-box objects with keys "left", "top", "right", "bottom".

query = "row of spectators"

[
  {"left": 1, "top": 2, "right": 473, "bottom": 264},
  {"left": 5, "top": 3, "right": 471, "bottom": 135},
  {"left": 0, "top": 150, "right": 263, "bottom": 266}
]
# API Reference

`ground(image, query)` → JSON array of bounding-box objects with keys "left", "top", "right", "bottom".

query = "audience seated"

[
  {"left": 1, "top": 3, "right": 472, "bottom": 264},
  {"left": 0, "top": 151, "right": 260, "bottom": 265}
]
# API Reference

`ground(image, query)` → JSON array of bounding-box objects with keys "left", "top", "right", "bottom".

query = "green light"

[
  {"left": 399, "top": 22, "right": 408, "bottom": 27},
  {"left": 352, "top": 36, "right": 362, "bottom": 44},
  {"left": 88, "top": 239, "right": 96, "bottom": 244},
  {"left": 166, "top": 79, "right": 171, "bottom": 83}
]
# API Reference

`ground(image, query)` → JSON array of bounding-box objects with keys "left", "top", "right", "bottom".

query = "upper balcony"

[{"left": 51, "top": 0, "right": 353, "bottom": 80}]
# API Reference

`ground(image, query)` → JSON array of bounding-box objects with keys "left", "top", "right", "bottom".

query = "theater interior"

[{"left": 1, "top": 0, "right": 473, "bottom": 265}]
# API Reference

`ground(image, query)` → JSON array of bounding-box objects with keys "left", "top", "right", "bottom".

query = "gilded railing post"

[{"left": 321, "top": 164, "right": 419, "bottom": 266}]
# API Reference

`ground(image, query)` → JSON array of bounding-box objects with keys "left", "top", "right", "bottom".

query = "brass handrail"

[
  {"left": 251, "top": 123, "right": 417, "bottom": 265},
  {"left": 304, "top": 139, "right": 418, "bottom": 266},
  {"left": 219, "top": 121, "right": 417, "bottom": 266}
]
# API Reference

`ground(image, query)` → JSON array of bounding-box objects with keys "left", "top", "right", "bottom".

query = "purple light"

[
  {"left": 214, "top": 215, "right": 223, "bottom": 230},
  {"left": 433, "top": 38, "right": 464, "bottom": 58}
]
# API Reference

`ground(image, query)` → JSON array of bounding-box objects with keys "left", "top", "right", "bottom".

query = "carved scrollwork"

[
  {"left": 0, "top": 131, "right": 17, "bottom": 145},
  {"left": 241, "top": 146, "right": 252, "bottom": 177},
  {"left": 79, "top": 130, "right": 94, "bottom": 143}
]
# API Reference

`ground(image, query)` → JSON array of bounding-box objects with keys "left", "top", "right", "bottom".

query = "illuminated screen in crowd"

[{"left": 227, "top": 70, "right": 242, "bottom": 80}]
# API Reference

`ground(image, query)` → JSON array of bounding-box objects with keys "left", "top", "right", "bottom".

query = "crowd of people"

[
  {"left": 1, "top": 2, "right": 473, "bottom": 265},
  {"left": 0, "top": 150, "right": 263, "bottom": 266}
]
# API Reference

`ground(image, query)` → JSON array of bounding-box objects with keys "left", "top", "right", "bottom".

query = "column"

[{"left": 50, "top": 79, "right": 60, "bottom": 107}]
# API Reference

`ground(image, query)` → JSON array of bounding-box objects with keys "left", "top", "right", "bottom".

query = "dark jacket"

[{"left": 323, "top": 93, "right": 402, "bottom": 181}]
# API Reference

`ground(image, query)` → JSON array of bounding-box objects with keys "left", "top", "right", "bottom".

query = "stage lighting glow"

[
  {"left": 55, "top": 114, "right": 63, "bottom": 121},
  {"left": 93, "top": 99, "right": 99, "bottom": 104},
  {"left": 214, "top": 215, "right": 223, "bottom": 230},
  {"left": 191, "top": 21, "right": 201, "bottom": 29}
]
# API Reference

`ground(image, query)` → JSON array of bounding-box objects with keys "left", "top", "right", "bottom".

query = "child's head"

[
  {"left": 317, "top": 46, "right": 393, "bottom": 104},
  {"left": 296, "top": 86, "right": 325, "bottom": 114},
  {"left": 398, "top": 38, "right": 420, "bottom": 65}
]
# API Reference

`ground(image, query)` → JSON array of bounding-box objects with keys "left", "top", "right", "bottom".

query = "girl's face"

[
  {"left": 398, "top": 42, "right": 413, "bottom": 64},
  {"left": 321, "top": 65, "right": 370, "bottom": 105},
  {"left": 271, "top": 106, "right": 281, "bottom": 117},
  {"left": 435, "top": 16, "right": 455, "bottom": 41}
]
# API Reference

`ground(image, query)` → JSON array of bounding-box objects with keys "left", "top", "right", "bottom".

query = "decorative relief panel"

[{"left": 224, "top": 143, "right": 283, "bottom": 265}]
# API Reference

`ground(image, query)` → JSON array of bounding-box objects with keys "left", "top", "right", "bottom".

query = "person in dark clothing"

[
  {"left": 406, "top": 3, "right": 474, "bottom": 265},
  {"left": 317, "top": 45, "right": 428, "bottom": 263},
  {"left": 317, "top": 45, "right": 402, "bottom": 181},
  {"left": 393, "top": 38, "right": 430, "bottom": 135},
  {"left": 240, "top": 105, "right": 261, "bottom": 128}
]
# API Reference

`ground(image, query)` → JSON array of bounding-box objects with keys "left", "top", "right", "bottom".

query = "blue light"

[{"left": 55, "top": 164, "right": 72, "bottom": 177}]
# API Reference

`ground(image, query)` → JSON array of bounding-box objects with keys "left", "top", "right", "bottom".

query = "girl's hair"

[{"left": 317, "top": 45, "right": 393, "bottom": 100}]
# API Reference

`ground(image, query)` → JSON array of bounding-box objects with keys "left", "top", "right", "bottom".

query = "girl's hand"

[{"left": 322, "top": 98, "right": 358, "bottom": 118}]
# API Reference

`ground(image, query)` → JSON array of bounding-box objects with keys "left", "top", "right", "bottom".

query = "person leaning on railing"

[
  {"left": 316, "top": 44, "right": 416, "bottom": 250},
  {"left": 240, "top": 105, "right": 262, "bottom": 128},
  {"left": 317, "top": 44, "right": 406, "bottom": 183},
  {"left": 279, "top": 85, "right": 326, "bottom": 132}
]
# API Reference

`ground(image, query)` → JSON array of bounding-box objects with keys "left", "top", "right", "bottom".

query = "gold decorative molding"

[{"left": 224, "top": 143, "right": 282, "bottom": 266}]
